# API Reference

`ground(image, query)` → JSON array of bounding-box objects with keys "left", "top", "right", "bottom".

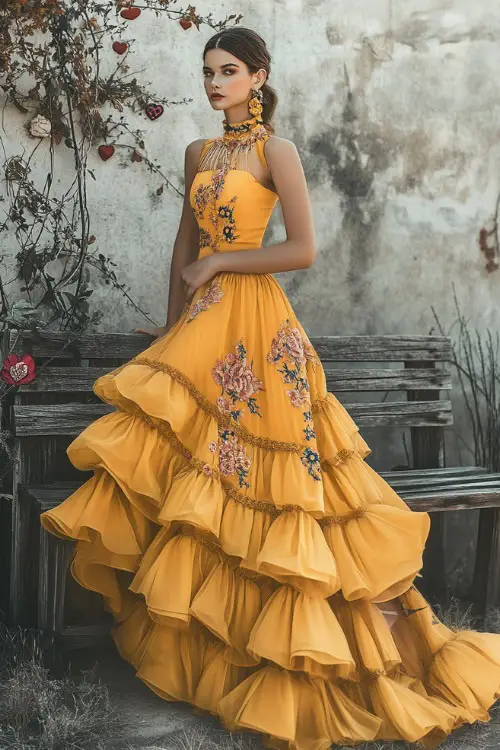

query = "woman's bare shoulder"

[
  {"left": 264, "top": 134, "right": 299, "bottom": 162},
  {"left": 185, "top": 138, "right": 210, "bottom": 160}
]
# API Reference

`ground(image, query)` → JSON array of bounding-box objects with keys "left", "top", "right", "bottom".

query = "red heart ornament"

[
  {"left": 1, "top": 354, "right": 36, "bottom": 386},
  {"left": 180, "top": 18, "right": 192, "bottom": 30},
  {"left": 131, "top": 150, "right": 143, "bottom": 162},
  {"left": 112, "top": 41, "right": 128, "bottom": 54},
  {"left": 98, "top": 145, "right": 115, "bottom": 161},
  {"left": 146, "top": 103, "right": 164, "bottom": 120},
  {"left": 120, "top": 7, "right": 141, "bottom": 19}
]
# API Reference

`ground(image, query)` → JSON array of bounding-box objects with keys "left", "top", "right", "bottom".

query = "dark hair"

[{"left": 203, "top": 27, "right": 278, "bottom": 133}]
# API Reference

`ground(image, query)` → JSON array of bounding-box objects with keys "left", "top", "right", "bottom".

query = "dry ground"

[
  {"left": 1, "top": 601, "right": 500, "bottom": 749},
  {"left": 75, "top": 600, "right": 500, "bottom": 750}
]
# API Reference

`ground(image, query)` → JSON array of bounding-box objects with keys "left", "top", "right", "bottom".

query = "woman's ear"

[{"left": 255, "top": 69, "right": 267, "bottom": 88}]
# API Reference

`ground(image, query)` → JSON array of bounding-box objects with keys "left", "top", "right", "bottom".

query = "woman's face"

[{"left": 203, "top": 48, "right": 266, "bottom": 112}]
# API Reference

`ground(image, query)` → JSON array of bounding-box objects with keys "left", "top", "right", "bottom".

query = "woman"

[{"left": 41, "top": 26, "right": 500, "bottom": 749}]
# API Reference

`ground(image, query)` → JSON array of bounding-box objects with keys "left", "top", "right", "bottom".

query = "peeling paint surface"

[{"left": 3, "top": 1, "right": 500, "bottom": 340}]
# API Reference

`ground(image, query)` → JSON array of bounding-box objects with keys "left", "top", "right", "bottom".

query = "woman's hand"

[
  {"left": 181, "top": 255, "right": 220, "bottom": 300},
  {"left": 134, "top": 325, "right": 170, "bottom": 340}
]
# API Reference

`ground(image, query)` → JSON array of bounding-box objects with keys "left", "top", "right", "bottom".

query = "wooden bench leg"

[
  {"left": 38, "top": 526, "right": 74, "bottom": 634},
  {"left": 420, "top": 512, "right": 448, "bottom": 605},
  {"left": 9, "top": 491, "right": 40, "bottom": 626},
  {"left": 405, "top": 359, "right": 448, "bottom": 605},
  {"left": 472, "top": 507, "right": 500, "bottom": 619}
]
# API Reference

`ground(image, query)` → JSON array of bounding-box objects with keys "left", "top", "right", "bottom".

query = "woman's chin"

[{"left": 209, "top": 99, "right": 227, "bottom": 110}]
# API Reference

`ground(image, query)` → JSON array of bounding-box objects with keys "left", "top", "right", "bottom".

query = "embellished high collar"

[{"left": 222, "top": 114, "right": 265, "bottom": 139}]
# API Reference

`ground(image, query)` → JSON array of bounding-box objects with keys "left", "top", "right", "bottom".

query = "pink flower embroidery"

[
  {"left": 267, "top": 321, "right": 317, "bottom": 369},
  {"left": 216, "top": 397, "right": 232, "bottom": 415},
  {"left": 208, "top": 441, "right": 217, "bottom": 453},
  {"left": 218, "top": 429, "right": 252, "bottom": 488},
  {"left": 267, "top": 320, "right": 318, "bottom": 445},
  {"left": 1, "top": 354, "right": 36, "bottom": 385},
  {"left": 188, "top": 279, "right": 224, "bottom": 323},
  {"left": 202, "top": 463, "right": 212, "bottom": 477},
  {"left": 212, "top": 340, "right": 264, "bottom": 419},
  {"left": 287, "top": 388, "right": 308, "bottom": 407}
]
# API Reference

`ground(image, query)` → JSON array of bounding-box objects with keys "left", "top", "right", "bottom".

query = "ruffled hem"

[
  {"left": 38, "top": 355, "right": 500, "bottom": 749},
  {"left": 111, "top": 603, "right": 482, "bottom": 750},
  {"left": 42, "top": 355, "right": 430, "bottom": 601}
]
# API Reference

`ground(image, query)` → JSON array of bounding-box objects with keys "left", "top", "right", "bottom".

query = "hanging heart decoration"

[
  {"left": 120, "top": 7, "right": 141, "bottom": 20},
  {"left": 145, "top": 103, "right": 164, "bottom": 120},
  {"left": 180, "top": 18, "right": 192, "bottom": 30},
  {"left": 1, "top": 354, "right": 36, "bottom": 386},
  {"left": 112, "top": 41, "right": 128, "bottom": 55},
  {"left": 131, "top": 150, "right": 143, "bottom": 162},
  {"left": 98, "top": 145, "right": 115, "bottom": 161}
]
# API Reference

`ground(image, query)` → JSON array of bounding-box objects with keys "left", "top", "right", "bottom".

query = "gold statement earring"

[{"left": 249, "top": 87, "right": 264, "bottom": 119}]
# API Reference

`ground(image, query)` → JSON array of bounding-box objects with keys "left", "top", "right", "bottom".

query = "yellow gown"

[{"left": 41, "top": 115, "right": 500, "bottom": 749}]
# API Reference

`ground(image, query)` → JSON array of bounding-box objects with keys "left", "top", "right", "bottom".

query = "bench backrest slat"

[
  {"left": 12, "top": 399, "right": 453, "bottom": 436},
  {"left": 12, "top": 366, "right": 451, "bottom": 394},
  {"left": 7, "top": 331, "right": 453, "bottom": 362}
]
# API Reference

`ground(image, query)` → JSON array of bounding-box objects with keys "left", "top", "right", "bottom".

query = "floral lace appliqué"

[
  {"left": 193, "top": 167, "right": 240, "bottom": 254},
  {"left": 188, "top": 278, "right": 224, "bottom": 323},
  {"left": 268, "top": 320, "right": 322, "bottom": 481},
  {"left": 212, "top": 339, "right": 264, "bottom": 421},
  {"left": 199, "top": 228, "right": 212, "bottom": 249},
  {"left": 301, "top": 447, "right": 321, "bottom": 481},
  {"left": 267, "top": 319, "right": 317, "bottom": 428},
  {"left": 218, "top": 429, "right": 252, "bottom": 488},
  {"left": 205, "top": 429, "right": 252, "bottom": 489},
  {"left": 193, "top": 183, "right": 211, "bottom": 221}
]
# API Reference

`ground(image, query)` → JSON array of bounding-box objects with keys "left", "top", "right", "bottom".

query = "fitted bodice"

[{"left": 189, "top": 137, "right": 279, "bottom": 258}]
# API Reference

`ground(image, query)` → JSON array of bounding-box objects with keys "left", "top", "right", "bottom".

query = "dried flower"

[
  {"left": 29, "top": 114, "right": 51, "bottom": 138},
  {"left": 1, "top": 354, "right": 36, "bottom": 385}
]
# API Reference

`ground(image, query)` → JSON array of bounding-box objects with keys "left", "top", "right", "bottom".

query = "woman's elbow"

[{"left": 301, "top": 242, "right": 317, "bottom": 268}]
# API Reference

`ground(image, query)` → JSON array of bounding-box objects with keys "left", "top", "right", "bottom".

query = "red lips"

[{"left": 211, "top": 94, "right": 224, "bottom": 100}]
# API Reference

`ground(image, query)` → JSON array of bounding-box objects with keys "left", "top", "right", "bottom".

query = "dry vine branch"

[
  {"left": 431, "top": 284, "right": 500, "bottom": 472},
  {"left": 0, "top": 1, "right": 241, "bottom": 489},
  {"left": 0, "top": 0, "right": 239, "bottom": 335}
]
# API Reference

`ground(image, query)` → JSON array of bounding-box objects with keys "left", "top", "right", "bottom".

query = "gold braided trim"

[
  {"left": 187, "top": 530, "right": 270, "bottom": 588},
  {"left": 186, "top": 530, "right": 223, "bottom": 558},
  {"left": 124, "top": 402, "right": 192, "bottom": 460},
  {"left": 311, "top": 395, "right": 331, "bottom": 413},
  {"left": 131, "top": 357, "right": 302, "bottom": 454},
  {"left": 191, "top": 456, "right": 221, "bottom": 480},
  {"left": 321, "top": 449, "right": 356, "bottom": 471},
  {"left": 319, "top": 506, "right": 367, "bottom": 527},
  {"left": 119, "top": 400, "right": 365, "bottom": 527},
  {"left": 224, "top": 486, "right": 303, "bottom": 517}
]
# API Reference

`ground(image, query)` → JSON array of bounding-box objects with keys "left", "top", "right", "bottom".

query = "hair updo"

[{"left": 203, "top": 27, "right": 278, "bottom": 133}]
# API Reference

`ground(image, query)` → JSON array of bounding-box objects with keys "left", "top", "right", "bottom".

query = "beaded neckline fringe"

[{"left": 197, "top": 114, "right": 270, "bottom": 175}]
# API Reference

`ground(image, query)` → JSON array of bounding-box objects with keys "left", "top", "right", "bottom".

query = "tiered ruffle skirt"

[{"left": 41, "top": 272, "right": 500, "bottom": 749}]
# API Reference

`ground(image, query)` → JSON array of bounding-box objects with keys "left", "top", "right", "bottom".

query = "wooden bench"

[{"left": 2, "top": 329, "right": 500, "bottom": 647}]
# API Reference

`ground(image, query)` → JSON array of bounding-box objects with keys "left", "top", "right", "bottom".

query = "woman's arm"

[
  {"left": 165, "top": 139, "right": 206, "bottom": 326},
  {"left": 135, "top": 138, "right": 205, "bottom": 337},
  {"left": 179, "top": 138, "right": 317, "bottom": 298}
]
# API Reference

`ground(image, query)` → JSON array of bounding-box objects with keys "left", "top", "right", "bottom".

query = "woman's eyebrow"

[{"left": 203, "top": 63, "right": 240, "bottom": 71}]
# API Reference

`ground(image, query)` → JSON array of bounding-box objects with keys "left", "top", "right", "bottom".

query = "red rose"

[{"left": 1, "top": 353, "right": 36, "bottom": 385}]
